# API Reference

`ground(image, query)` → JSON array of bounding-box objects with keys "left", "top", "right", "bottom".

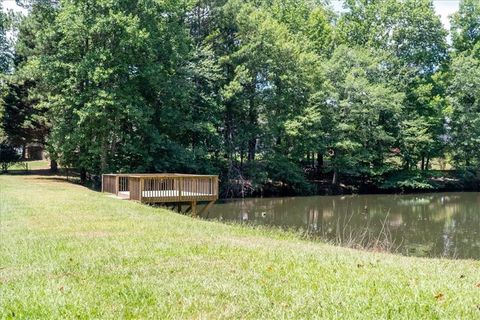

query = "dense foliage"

[{"left": 1, "top": 0, "right": 479, "bottom": 194}]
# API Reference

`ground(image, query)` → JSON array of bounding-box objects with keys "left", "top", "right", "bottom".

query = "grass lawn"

[
  {"left": 1, "top": 175, "right": 479, "bottom": 319},
  {"left": 8, "top": 160, "right": 50, "bottom": 171}
]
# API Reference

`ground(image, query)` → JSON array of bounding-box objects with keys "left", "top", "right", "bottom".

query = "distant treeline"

[{"left": 1, "top": 0, "right": 479, "bottom": 196}]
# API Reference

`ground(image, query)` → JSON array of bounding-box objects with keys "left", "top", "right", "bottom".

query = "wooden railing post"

[
  {"left": 115, "top": 175, "right": 119, "bottom": 195},
  {"left": 178, "top": 177, "right": 183, "bottom": 201},
  {"left": 127, "top": 176, "right": 131, "bottom": 200},
  {"left": 101, "top": 174, "right": 104, "bottom": 193},
  {"left": 139, "top": 178, "right": 144, "bottom": 203}
]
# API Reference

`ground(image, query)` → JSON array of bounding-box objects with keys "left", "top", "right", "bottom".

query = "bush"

[
  {"left": 0, "top": 144, "right": 20, "bottom": 172},
  {"left": 380, "top": 170, "right": 438, "bottom": 191}
]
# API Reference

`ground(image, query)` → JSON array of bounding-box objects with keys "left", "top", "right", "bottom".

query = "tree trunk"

[
  {"left": 425, "top": 156, "right": 430, "bottom": 171},
  {"left": 317, "top": 152, "right": 323, "bottom": 173},
  {"left": 50, "top": 160, "right": 58, "bottom": 173},
  {"left": 332, "top": 168, "right": 339, "bottom": 186},
  {"left": 21, "top": 145, "right": 26, "bottom": 160},
  {"left": 80, "top": 168, "right": 87, "bottom": 184},
  {"left": 100, "top": 135, "right": 107, "bottom": 173},
  {"left": 247, "top": 84, "right": 257, "bottom": 163},
  {"left": 223, "top": 98, "right": 234, "bottom": 159},
  {"left": 421, "top": 156, "right": 425, "bottom": 171},
  {"left": 247, "top": 138, "right": 256, "bottom": 162},
  {"left": 240, "top": 147, "right": 244, "bottom": 170}
]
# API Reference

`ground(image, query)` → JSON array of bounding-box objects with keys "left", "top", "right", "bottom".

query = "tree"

[
  {"left": 0, "top": 1, "right": 56, "bottom": 167},
  {"left": 288, "top": 46, "right": 403, "bottom": 186},
  {"left": 448, "top": 48, "right": 480, "bottom": 169},
  {"left": 213, "top": 2, "right": 320, "bottom": 190},
  {"left": 3, "top": 0, "right": 476, "bottom": 194},
  {"left": 448, "top": 0, "right": 480, "bottom": 171},
  {"left": 0, "top": 2, "right": 12, "bottom": 142},
  {"left": 451, "top": 0, "right": 480, "bottom": 54},
  {"left": 0, "top": 143, "right": 20, "bottom": 172},
  {"left": 0, "top": 2, "right": 12, "bottom": 74},
  {"left": 37, "top": 0, "right": 197, "bottom": 180},
  {"left": 1, "top": 79, "right": 47, "bottom": 155},
  {"left": 338, "top": 0, "right": 448, "bottom": 171}
]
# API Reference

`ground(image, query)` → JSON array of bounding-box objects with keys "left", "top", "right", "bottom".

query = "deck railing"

[
  {"left": 129, "top": 177, "right": 142, "bottom": 201},
  {"left": 102, "top": 175, "right": 117, "bottom": 194},
  {"left": 119, "top": 175, "right": 129, "bottom": 193},
  {"left": 102, "top": 173, "right": 219, "bottom": 203}
]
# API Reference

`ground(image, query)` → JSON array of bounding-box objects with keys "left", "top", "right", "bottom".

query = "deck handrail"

[{"left": 102, "top": 173, "right": 218, "bottom": 201}]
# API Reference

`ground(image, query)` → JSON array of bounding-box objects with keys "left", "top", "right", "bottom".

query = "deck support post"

[{"left": 191, "top": 201, "right": 197, "bottom": 217}]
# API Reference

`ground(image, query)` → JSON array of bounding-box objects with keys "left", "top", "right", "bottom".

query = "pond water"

[{"left": 207, "top": 192, "right": 480, "bottom": 260}]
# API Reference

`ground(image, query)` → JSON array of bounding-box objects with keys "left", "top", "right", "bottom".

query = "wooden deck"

[{"left": 102, "top": 173, "right": 219, "bottom": 216}]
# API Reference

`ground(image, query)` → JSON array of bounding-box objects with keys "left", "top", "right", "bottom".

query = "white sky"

[
  {"left": 432, "top": 0, "right": 461, "bottom": 30},
  {"left": 2, "top": 0, "right": 27, "bottom": 14},
  {"left": 2, "top": 0, "right": 461, "bottom": 30}
]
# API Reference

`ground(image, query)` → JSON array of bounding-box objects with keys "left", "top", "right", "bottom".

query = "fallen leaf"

[
  {"left": 434, "top": 292, "right": 444, "bottom": 301},
  {"left": 357, "top": 263, "right": 364, "bottom": 268},
  {"left": 459, "top": 274, "right": 465, "bottom": 279},
  {"left": 476, "top": 282, "right": 480, "bottom": 288}
]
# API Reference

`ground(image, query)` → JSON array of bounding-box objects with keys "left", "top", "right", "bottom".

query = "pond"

[{"left": 206, "top": 192, "right": 480, "bottom": 260}]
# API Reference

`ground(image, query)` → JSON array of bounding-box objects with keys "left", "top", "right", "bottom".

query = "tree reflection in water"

[{"left": 208, "top": 192, "right": 480, "bottom": 259}]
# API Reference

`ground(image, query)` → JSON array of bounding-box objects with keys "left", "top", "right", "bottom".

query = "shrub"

[{"left": 0, "top": 144, "right": 20, "bottom": 172}]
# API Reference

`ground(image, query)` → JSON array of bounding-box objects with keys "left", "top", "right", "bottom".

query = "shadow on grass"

[{"left": 2, "top": 169, "right": 102, "bottom": 192}]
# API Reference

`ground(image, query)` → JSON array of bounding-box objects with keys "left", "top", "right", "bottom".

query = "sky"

[
  {"left": 2, "top": 0, "right": 27, "bottom": 14},
  {"left": 432, "top": 0, "right": 461, "bottom": 30},
  {"left": 2, "top": 0, "right": 461, "bottom": 30}
]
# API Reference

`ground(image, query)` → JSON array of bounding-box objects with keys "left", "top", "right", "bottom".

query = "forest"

[{"left": 1, "top": 0, "right": 479, "bottom": 196}]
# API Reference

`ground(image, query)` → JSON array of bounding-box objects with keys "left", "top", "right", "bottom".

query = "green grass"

[
  {"left": 8, "top": 160, "right": 50, "bottom": 171},
  {"left": 1, "top": 175, "right": 479, "bottom": 319}
]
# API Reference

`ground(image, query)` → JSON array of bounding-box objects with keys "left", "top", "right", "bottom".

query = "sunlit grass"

[
  {"left": 0, "top": 175, "right": 479, "bottom": 319},
  {"left": 8, "top": 160, "right": 50, "bottom": 171}
]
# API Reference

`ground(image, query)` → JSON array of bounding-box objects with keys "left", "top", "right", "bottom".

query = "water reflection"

[{"left": 207, "top": 193, "right": 480, "bottom": 259}]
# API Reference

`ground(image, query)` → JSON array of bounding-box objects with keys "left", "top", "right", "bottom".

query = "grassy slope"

[{"left": 0, "top": 175, "right": 479, "bottom": 319}]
